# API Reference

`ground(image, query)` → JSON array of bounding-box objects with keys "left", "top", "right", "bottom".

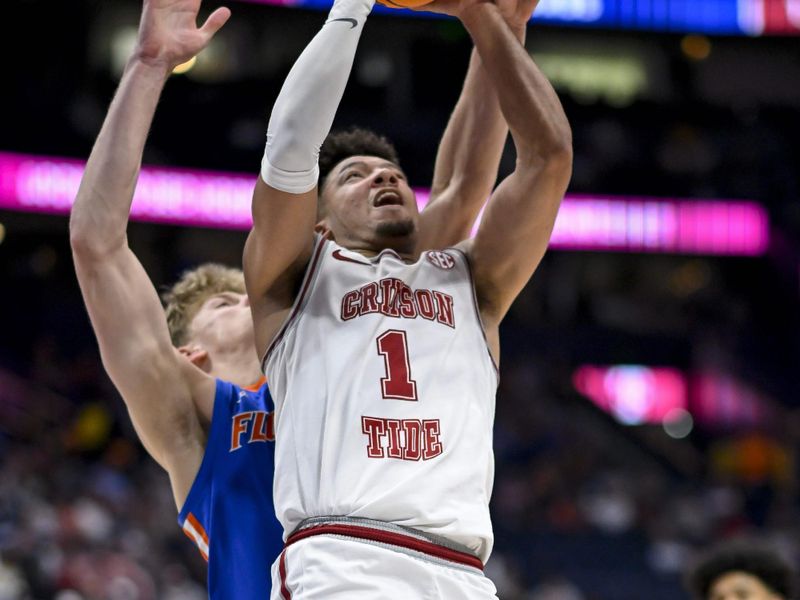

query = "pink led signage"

[
  {"left": 0, "top": 152, "right": 255, "bottom": 229},
  {"left": 574, "top": 365, "right": 777, "bottom": 429},
  {"left": 549, "top": 194, "right": 768, "bottom": 255},
  {"left": 573, "top": 365, "right": 688, "bottom": 425},
  {"left": 0, "top": 152, "right": 769, "bottom": 255},
  {"left": 691, "top": 371, "right": 776, "bottom": 429}
]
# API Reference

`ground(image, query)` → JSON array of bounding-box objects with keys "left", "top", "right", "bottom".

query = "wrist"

[
  {"left": 507, "top": 21, "right": 528, "bottom": 40},
  {"left": 328, "top": 0, "right": 375, "bottom": 21},
  {"left": 459, "top": 2, "right": 500, "bottom": 30},
  {"left": 127, "top": 52, "right": 174, "bottom": 81}
]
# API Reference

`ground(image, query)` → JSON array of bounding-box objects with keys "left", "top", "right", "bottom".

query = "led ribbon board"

[
  {"left": 237, "top": 0, "right": 800, "bottom": 35},
  {"left": 0, "top": 152, "right": 769, "bottom": 256}
]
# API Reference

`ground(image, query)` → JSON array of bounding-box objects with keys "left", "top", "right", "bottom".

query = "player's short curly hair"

[
  {"left": 317, "top": 127, "right": 401, "bottom": 216},
  {"left": 684, "top": 539, "right": 795, "bottom": 599},
  {"left": 162, "top": 263, "right": 245, "bottom": 346},
  {"left": 317, "top": 127, "right": 401, "bottom": 221}
]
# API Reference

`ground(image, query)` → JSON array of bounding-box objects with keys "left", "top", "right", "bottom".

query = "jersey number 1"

[{"left": 376, "top": 330, "right": 418, "bottom": 401}]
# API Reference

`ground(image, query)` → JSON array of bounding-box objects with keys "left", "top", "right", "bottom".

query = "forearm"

[
  {"left": 70, "top": 59, "right": 170, "bottom": 255},
  {"left": 430, "top": 50, "right": 504, "bottom": 202},
  {"left": 417, "top": 50, "right": 505, "bottom": 250},
  {"left": 418, "top": 26, "right": 526, "bottom": 249},
  {"left": 461, "top": 6, "right": 570, "bottom": 163},
  {"left": 431, "top": 25, "right": 525, "bottom": 196},
  {"left": 261, "top": 0, "right": 374, "bottom": 193}
]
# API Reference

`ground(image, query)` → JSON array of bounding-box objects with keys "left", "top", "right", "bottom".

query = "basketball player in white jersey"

[
  {"left": 70, "top": 0, "right": 523, "bottom": 595},
  {"left": 244, "top": 0, "right": 571, "bottom": 596}
]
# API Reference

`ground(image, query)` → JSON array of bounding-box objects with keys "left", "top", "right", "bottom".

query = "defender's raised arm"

[{"left": 69, "top": 0, "right": 229, "bottom": 506}]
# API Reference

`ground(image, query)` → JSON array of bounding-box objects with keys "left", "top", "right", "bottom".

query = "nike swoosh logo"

[
  {"left": 332, "top": 249, "right": 371, "bottom": 265},
  {"left": 329, "top": 17, "right": 358, "bottom": 29}
]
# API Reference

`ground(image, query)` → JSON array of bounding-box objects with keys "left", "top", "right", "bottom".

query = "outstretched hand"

[{"left": 134, "top": 0, "right": 231, "bottom": 72}]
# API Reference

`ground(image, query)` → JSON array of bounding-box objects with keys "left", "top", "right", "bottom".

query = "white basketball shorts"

[{"left": 270, "top": 517, "right": 498, "bottom": 599}]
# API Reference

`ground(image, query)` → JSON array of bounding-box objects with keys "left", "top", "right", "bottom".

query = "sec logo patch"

[{"left": 426, "top": 251, "right": 455, "bottom": 270}]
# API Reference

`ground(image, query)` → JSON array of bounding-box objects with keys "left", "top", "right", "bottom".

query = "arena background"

[{"left": 1, "top": 0, "right": 799, "bottom": 598}]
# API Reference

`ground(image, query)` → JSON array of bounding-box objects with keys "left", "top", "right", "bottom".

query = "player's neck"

[
  {"left": 351, "top": 247, "right": 418, "bottom": 263},
  {"left": 209, "top": 348, "right": 264, "bottom": 388},
  {"left": 340, "top": 238, "right": 418, "bottom": 262}
]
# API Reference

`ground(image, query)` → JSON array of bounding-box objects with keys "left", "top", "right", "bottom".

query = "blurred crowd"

[
  {"left": 0, "top": 345, "right": 207, "bottom": 600},
  {"left": 2, "top": 3, "right": 799, "bottom": 598},
  {"left": 487, "top": 357, "right": 800, "bottom": 600},
  {"left": 1, "top": 238, "right": 799, "bottom": 599}
]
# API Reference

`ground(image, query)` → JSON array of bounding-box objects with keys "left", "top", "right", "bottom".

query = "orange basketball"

[{"left": 377, "top": 0, "right": 434, "bottom": 8}]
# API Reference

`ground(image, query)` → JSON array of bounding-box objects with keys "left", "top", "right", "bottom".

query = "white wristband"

[{"left": 260, "top": 155, "right": 319, "bottom": 195}]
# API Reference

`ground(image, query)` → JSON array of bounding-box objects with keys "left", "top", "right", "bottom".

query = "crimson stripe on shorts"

[
  {"left": 279, "top": 549, "right": 291, "bottom": 600},
  {"left": 286, "top": 523, "right": 483, "bottom": 571}
]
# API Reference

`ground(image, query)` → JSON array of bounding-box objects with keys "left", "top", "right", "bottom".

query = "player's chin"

[
  {"left": 375, "top": 218, "right": 416, "bottom": 238},
  {"left": 232, "top": 316, "right": 256, "bottom": 343}
]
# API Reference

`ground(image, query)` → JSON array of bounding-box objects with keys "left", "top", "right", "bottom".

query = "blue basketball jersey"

[{"left": 178, "top": 377, "right": 283, "bottom": 598}]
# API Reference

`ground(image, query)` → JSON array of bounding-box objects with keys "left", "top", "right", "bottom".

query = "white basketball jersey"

[{"left": 263, "top": 235, "right": 499, "bottom": 562}]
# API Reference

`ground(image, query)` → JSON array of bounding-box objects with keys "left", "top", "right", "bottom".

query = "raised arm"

[
  {"left": 244, "top": 0, "right": 375, "bottom": 355},
  {"left": 417, "top": 0, "right": 540, "bottom": 251},
  {"left": 458, "top": 2, "right": 572, "bottom": 332},
  {"left": 69, "top": 0, "right": 228, "bottom": 507}
]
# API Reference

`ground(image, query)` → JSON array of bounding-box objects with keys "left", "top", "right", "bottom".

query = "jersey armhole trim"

[
  {"left": 449, "top": 247, "right": 500, "bottom": 385},
  {"left": 176, "top": 378, "right": 230, "bottom": 556},
  {"left": 243, "top": 375, "right": 267, "bottom": 393},
  {"left": 181, "top": 512, "right": 210, "bottom": 562},
  {"left": 261, "top": 233, "right": 328, "bottom": 372}
]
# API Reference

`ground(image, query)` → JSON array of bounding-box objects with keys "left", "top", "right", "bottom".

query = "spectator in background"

[{"left": 684, "top": 539, "right": 796, "bottom": 600}]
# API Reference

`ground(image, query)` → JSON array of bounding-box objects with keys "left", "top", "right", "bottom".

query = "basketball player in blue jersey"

[
  {"left": 69, "top": 0, "right": 531, "bottom": 596},
  {"left": 245, "top": 0, "right": 570, "bottom": 595}
]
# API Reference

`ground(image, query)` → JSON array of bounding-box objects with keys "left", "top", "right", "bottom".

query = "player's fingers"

[{"left": 199, "top": 6, "right": 232, "bottom": 39}]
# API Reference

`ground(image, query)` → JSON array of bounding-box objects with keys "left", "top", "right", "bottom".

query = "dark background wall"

[{"left": 1, "top": 1, "right": 799, "bottom": 598}]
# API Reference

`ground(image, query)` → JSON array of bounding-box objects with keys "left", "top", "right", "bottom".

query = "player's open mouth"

[{"left": 373, "top": 190, "right": 402, "bottom": 208}]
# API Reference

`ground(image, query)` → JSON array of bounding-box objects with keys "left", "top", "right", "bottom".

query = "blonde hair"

[{"left": 162, "top": 263, "right": 246, "bottom": 346}]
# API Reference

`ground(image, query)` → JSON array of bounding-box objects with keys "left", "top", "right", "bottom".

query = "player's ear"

[
  {"left": 314, "top": 189, "right": 334, "bottom": 240},
  {"left": 178, "top": 344, "right": 210, "bottom": 370}
]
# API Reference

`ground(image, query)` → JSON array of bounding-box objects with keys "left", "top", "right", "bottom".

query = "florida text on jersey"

[{"left": 178, "top": 378, "right": 283, "bottom": 598}]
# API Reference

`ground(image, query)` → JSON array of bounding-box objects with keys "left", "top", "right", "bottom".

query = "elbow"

[
  {"left": 522, "top": 137, "right": 573, "bottom": 186},
  {"left": 69, "top": 221, "right": 124, "bottom": 260},
  {"left": 69, "top": 219, "right": 93, "bottom": 257},
  {"left": 541, "top": 120, "right": 573, "bottom": 169},
  {"left": 69, "top": 186, "right": 130, "bottom": 258},
  {"left": 518, "top": 121, "right": 573, "bottom": 174},
  {"left": 70, "top": 236, "right": 103, "bottom": 264},
  {"left": 69, "top": 219, "right": 98, "bottom": 258},
  {"left": 69, "top": 200, "right": 96, "bottom": 256},
  {"left": 544, "top": 138, "right": 573, "bottom": 173},
  {"left": 544, "top": 144, "right": 573, "bottom": 195},
  {"left": 542, "top": 120, "right": 574, "bottom": 167}
]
